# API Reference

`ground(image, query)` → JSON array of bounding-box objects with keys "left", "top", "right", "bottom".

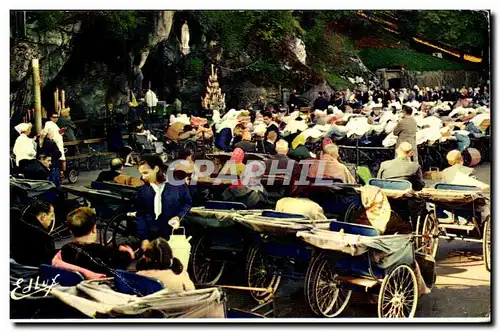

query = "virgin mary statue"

[{"left": 181, "top": 21, "right": 190, "bottom": 56}]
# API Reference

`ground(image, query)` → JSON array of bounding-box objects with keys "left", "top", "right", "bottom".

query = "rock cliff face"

[
  {"left": 10, "top": 22, "right": 81, "bottom": 115},
  {"left": 10, "top": 12, "right": 375, "bottom": 121}
]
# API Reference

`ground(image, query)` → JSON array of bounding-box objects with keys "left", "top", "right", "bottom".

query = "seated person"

[
  {"left": 234, "top": 130, "right": 256, "bottom": 153},
  {"left": 353, "top": 185, "right": 430, "bottom": 295},
  {"left": 257, "top": 130, "right": 277, "bottom": 155},
  {"left": 195, "top": 123, "right": 214, "bottom": 141},
  {"left": 96, "top": 158, "right": 124, "bottom": 182},
  {"left": 308, "top": 144, "right": 356, "bottom": 184},
  {"left": 264, "top": 140, "right": 302, "bottom": 196},
  {"left": 60, "top": 207, "right": 134, "bottom": 276},
  {"left": 23, "top": 154, "right": 51, "bottom": 181},
  {"left": 136, "top": 237, "right": 195, "bottom": 293},
  {"left": 220, "top": 147, "right": 246, "bottom": 177},
  {"left": 10, "top": 201, "right": 56, "bottom": 266},
  {"left": 288, "top": 134, "right": 315, "bottom": 161},
  {"left": 275, "top": 197, "right": 326, "bottom": 220},
  {"left": 441, "top": 150, "right": 474, "bottom": 183},
  {"left": 165, "top": 121, "right": 196, "bottom": 143},
  {"left": 377, "top": 142, "right": 425, "bottom": 191},
  {"left": 440, "top": 149, "right": 489, "bottom": 224},
  {"left": 214, "top": 123, "right": 245, "bottom": 152},
  {"left": 175, "top": 150, "right": 197, "bottom": 181},
  {"left": 221, "top": 148, "right": 273, "bottom": 209}
]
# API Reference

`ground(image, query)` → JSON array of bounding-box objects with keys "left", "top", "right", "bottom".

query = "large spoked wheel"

[
  {"left": 304, "top": 252, "right": 324, "bottom": 315},
  {"left": 102, "top": 213, "right": 136, "bottom": 248},
  {"left": 190, "top": 236, "right": 225, "bottom": 285},
  {"left": 246, "top": 246, "right": 281, "bottom": 304},
  {"left": 310, "top": 256, "right": 352, "bottom": 317},
  {"left": 416, "top": 211, "right": 439, "bottom": 258},
  {"left": 378, "top": 264, "right": 418, "bottom": 318},
  {"left": 67, "top": 169, "right": 78, "bottom": 184},
  {"left": 483, "top": 216, "right": 491, "bottom": 272}
]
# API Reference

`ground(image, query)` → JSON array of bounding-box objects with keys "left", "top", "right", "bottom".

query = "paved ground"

[{"left": 66, "top": 162, "right": 491, "bottom": 319}]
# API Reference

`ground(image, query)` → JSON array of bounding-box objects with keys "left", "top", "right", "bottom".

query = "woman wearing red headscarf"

[{"left": 221, "top": 148, "right": 273, "bottom": 209}]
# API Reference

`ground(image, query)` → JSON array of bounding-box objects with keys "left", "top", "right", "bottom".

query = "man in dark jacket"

[
  {"left": 10, "top": 201, "right": 56, "bottom": 266},
  {"left": 96, "top": 158, "right": 124, "bottom": 182},
  {"left": 258, "top": 130, "right": 277, "bottom": 155},
  {"left": 262, "top": 111, "right": 279, "bottom": 140},
  {"left": 313, "top": 92, "right": 329, "bottom": 111},
  {"left": 288, "top": 89, "right": 300, "bottom": 113},
  {"left": 214, "top": 124, "right": 245, "bottom": 152},
  {"left": 234, "top": 130, "right": 256, "bottom": 153},
  {"left": 23, "top": 154, "right": 51, "bottom": 181}
]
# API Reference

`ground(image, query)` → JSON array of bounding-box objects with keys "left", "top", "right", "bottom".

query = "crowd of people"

[{"left": 10, "top": 82, "right": 490, "bottom": 301}]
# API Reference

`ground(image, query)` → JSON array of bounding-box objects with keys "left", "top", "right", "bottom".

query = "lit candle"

[
  {"left": 54, "top": 89, "right": 59, "bottom": 113},
  {"left": 61, "top": 90, "right": 65, "bottom": 109}
]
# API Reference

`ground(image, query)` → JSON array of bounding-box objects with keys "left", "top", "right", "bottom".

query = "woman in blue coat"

[{"left": 136, "top": 155, "right": 192, "bottom": 251}]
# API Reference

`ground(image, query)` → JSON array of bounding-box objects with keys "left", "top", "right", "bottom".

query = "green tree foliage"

[
  {"left": 395, "top": 10, "right": 489, "bottom": 53},
  {"left": 359, "top": 47, "right": 475, "bottom": 71},
  {"left": 196, "top": 11, "right": 302, "bottom": 58},
  {"left": 97, "top": 11, "right": 150, "bottom": 40},
  {"left": 184, "top": 55, "right": 203, "bottom": 78}
]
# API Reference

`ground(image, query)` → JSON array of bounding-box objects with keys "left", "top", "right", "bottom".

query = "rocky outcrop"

[
  {"left": 303, "top": 80, "right": 334, "bottom": 106},
  {"left": 287, "top": 36, "right": 307, "bottom": 65},
  {"left": 10, "top": 22, "right": 81, "bottom": 113}
]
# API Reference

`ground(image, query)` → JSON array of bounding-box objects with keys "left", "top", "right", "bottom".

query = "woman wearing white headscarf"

[
  {"left": 13, "top": 123, "right": 37, "bottom": 171},
  {"left": 44, "top": 113, "right": 66, "bottom": 173}
]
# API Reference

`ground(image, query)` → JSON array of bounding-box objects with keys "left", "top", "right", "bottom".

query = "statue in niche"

[{"left": 181, "top": 20, "right": 190, "bottom": 56}]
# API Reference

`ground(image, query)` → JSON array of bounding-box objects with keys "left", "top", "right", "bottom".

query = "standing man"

[
  {"left": 44, "top": 112, "right": 66, "bottom": 178},
  {"left": 288, "top": 89, "right": 300, "bottom": 113},
  {"left": 393, "top": 106, "right": 418, "bottom": 163}
]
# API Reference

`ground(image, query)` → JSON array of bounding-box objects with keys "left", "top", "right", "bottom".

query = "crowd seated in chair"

[
  {"left": 308, "top": 143, "right": 357, "bottom": 184},
  {"left": 351, "top": 185, "right": 412, "bottom": 236},
  {"left": 60, "top": 207, "right": 134, "bottom": 277},
  {"left": 10, "top": 201, "right": 56, "bottom": 267},
  {"left": 275, "top": 197, "right": 327, "bottom": 220},
  {"left": 136, "top": 238, "right": 195, "bottom": 293},
  {"left": 334, "top": 185, "right": 430, "bottom": 296},
  {"left": 377, "top": 142, "right": 425, "bottom": 191},
  {"left": 96, "top": 158, "right": 124, "bottom": 183},
  {"left": 220, "top": 148, "right": 274, "bottom": 209}
]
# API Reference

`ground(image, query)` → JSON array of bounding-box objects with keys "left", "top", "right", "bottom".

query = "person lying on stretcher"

[{"left": 353, "top": 186, "right": 431, "bottom": 296}]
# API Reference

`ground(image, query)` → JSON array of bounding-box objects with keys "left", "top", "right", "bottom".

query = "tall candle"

[
  {"left": 54, "top": 89, "right": 59, "bottom": 113},
  {"left": 61, "top": 90, "right": 65, "bottom": 109}
]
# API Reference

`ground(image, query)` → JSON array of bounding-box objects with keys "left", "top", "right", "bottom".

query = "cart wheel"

[
  {"left": 102, "top": 213, "right": 135, "bottom": 247},
  {"left": 304, "top": 251, "right": 324, "bottom": 315},
  {"left": 190, "top": 236, "right": 225, "bottom": 285},
  {"left": 67, "top": 169, "right": 78, "bottom": 184},
  {"left": 246, "top": 245, "right": 281, "bottom": 304},
  {"left": 416, "top": 212, "right": 439, "bottom": 258},
  {"left": 378, "top": 264, "right": 418, "bottom": 318},
  {"left": 483, "top": 216, "right": 491, "bottom": 272},
  {"left": 311, "top": 256, "right": 352, "bottom": 317}
]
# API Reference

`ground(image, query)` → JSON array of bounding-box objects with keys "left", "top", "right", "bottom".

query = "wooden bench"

[
  {"left": 63, "top": 140, "right": 90, "bottom": 170},
  {"left": 83, "top": 138, "right": 117, "bottom": 170}
]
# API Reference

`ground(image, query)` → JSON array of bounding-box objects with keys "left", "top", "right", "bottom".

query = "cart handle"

[{"left": 196, "top": 284, "right": 274, "bottom": 293}]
